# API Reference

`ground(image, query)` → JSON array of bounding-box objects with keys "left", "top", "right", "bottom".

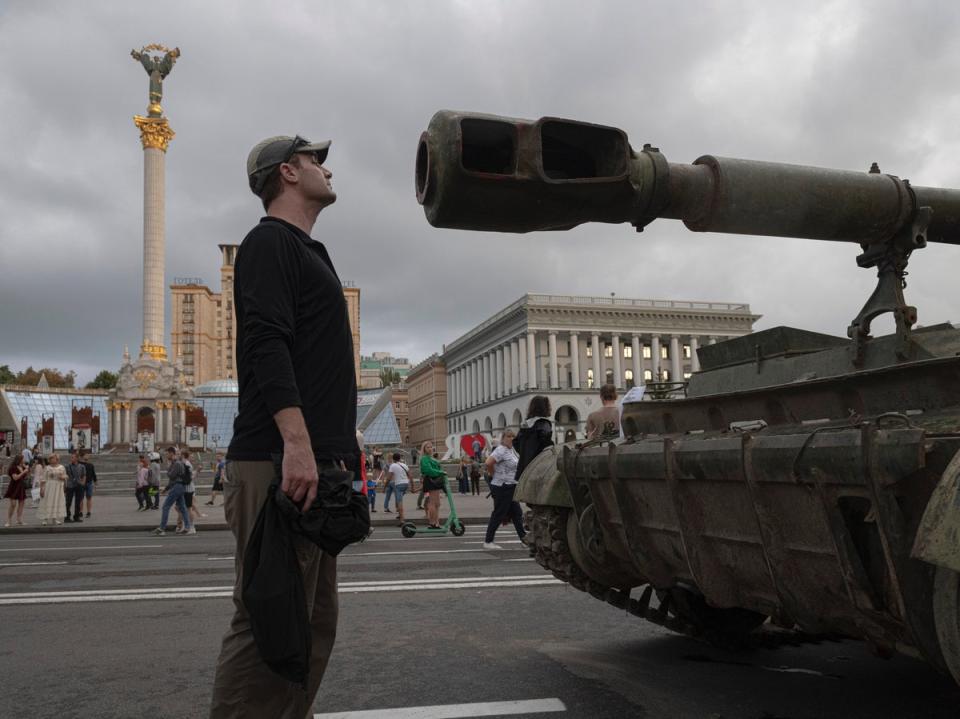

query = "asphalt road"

[{"left": 0, "top": 526, "right": 958, "bottom": 719}]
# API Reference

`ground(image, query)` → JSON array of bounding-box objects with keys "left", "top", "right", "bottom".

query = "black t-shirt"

[{"left": 227, "top": 217, "right": 358, "bottom": 463}]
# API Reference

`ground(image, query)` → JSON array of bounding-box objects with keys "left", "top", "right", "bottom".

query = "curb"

[{"left": 0, "top": 514, "right": 490, "bottom": 535}]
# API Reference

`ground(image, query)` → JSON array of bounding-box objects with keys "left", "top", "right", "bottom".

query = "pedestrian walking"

[
  {"left": 63, "top": 452, "right": 86, "bottom": 523},
  {"left": 457, "top": 455, "right": 470, "bottom": 494},
  {"left": 206, "top": 451, "right": 225, "bottom": 506},
  {"left": 21, "top": 445, "right": 33, "bottom": 466},
  {"left": 30, "top": 457, "right": 45, "bottom": 508},
  {"left": 384, "top": 451, "right": 411, "bottom": 523},
  {"left": 79, "top": 449, "right": 97, "bottom": 518},
  {"left": 179, "top": 449, "right": 206, "bottom": 530},
  {"left": 482, "top": 429, "right": 526, "bottom": 550},
  {"left": 471, "top": 436, "right": 482, "bottom": 462},
  {"left": 147, "top": 452, "right": 161, "bottom": 509},
  {"left": 210, "top": 132, "right": 355, "bottom": 718},
  {"left": 469, "top": 459, "right": 481, "bottom": 496},
  {"left": 367, "top": 472, "right": 377, "bottom": 512},
  {"left": 38, "top": 454, "right": 66, "bottom": 526},
  {"left": 4, "top": 455, "right": 29, "bottom": 526},
  {"left": 152, "top": 446, "right": 194, "bottom": 536},
  {"left": 135, "top": 455, "right": 151, "bottom": 510}
]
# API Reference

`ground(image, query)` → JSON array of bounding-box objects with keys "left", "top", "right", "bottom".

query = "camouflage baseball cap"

[{"left": 246, "top": 135, "right": 331, "bottom": 195}]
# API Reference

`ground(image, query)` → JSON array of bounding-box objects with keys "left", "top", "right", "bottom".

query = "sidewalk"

[{"left": 0, "top": 488, "right": 499, "bottom": 534}]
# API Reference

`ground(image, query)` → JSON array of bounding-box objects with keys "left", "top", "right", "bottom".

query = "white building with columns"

[{"left": 442, "top": 293, "right": 760, "bottom": 442}]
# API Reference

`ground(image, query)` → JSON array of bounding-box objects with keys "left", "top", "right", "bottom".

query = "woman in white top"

[
  {"left": 482, "top": 429, "right": 526, "bottom": 549},
  {"left": 39, "top": 454, "right": 67, "bottom": 526}
]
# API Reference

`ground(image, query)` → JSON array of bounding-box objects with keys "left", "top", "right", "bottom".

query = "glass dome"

[{"left": 193, "top": 379, "right": 239, "bottom": 396}]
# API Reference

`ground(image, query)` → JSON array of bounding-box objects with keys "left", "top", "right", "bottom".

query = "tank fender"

[
  {"left": 912, "top": 448, "right": 960, "bottom": 573},
  {"left": 515, "top": 445, "right": 572, "bottom": 507}
]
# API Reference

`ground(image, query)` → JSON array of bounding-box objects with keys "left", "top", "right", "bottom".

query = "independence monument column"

[{"left": 131, "top": 44, "right": 180, "bottom": 361}]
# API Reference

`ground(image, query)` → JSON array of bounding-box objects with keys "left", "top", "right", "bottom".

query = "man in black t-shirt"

[{"left": 210, "top": 135, "right": 356, "bottom": 718}]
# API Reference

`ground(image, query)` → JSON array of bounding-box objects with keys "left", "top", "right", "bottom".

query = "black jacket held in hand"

[
  {"left": 241, "top": 464, "right": 370, "bottom": 686},
  {"left": 241, "top": 483, "right": 311, "bottom": 687}
]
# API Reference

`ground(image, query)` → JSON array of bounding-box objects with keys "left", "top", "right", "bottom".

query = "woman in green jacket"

[{"left": 419, "top": 441, "right": 446, "bottom": 529}]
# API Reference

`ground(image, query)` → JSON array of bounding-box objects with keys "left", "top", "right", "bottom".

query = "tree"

[
  {"left": 14, "top": 366, "right": 76, "bottom": 388},
  {"left": 0, "top": 365, "right": 14, "bottom": 385},
  {"left": 379, "top": 368, "right": 401, "bottom": 387},
  {"left": 85, "top": 370, "right": 119, "bottom": 390}
]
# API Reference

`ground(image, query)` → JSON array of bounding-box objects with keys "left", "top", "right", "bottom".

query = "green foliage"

[
  {"left": 13, "top": 366, "right": 77, "bottom": 388},
  {"left": 0, "top": 365, "right": 14, "bottom": 385},
  {"left": 85, "top": 370, "right": 119, "bottom": 390},
  {"left": 379, "top": 368, "right": 401, "bottom": 387}
]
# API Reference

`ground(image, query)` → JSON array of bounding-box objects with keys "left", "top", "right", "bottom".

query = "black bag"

[
  {"left": 272, "top": 456, "right": 371, "bottom": 557},
  {"left": 241, "top": 483, "right": 310, "bottom": 687},
  {"left": 422, "top": 475, "right": 446, "bottom": 492},
  {"left": 514, "top": 419, "right": 554, "bottom": 478}
]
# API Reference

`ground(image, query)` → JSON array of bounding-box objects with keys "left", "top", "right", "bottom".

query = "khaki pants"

[{"left": 210, "top": 461, "right": 338, "bottom": 719}]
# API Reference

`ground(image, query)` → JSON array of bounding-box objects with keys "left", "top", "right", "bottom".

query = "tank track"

[{"left": 526, "top": 504, "right": 844, "bottom": 651}]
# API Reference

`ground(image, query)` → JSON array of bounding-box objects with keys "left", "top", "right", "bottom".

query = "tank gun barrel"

[{"left": 415, "top": 110, "right": 960, "bottom": 245}]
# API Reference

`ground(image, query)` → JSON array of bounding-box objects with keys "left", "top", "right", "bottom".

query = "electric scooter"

[{"left": 400, "top": 475, "right": 466, "bottom": 537}]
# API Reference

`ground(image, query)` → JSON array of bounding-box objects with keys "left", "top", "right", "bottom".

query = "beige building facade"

[
  {"left": 170, "top": 246, "right": 361, "bottom": 387},
  {"left": 406, "top": 354, "right": 448, "bottom": 452},
  {"left": 343, "top": 282, "right": 361, "bottom": 385},
  {"left": 442, "top": 293, "right": 760, "bottom": 445}
]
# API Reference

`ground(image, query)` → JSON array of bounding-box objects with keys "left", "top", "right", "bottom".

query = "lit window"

[
  {"left": 625, "top": 369, "right": 634, "bottom": 388},
  {"left": 642, "top": 345, "right": 652, "bottom": 359},
  {"left": 643, "top": 369, "right": 653, "bottom": 381},
  {"left": 586, "top": 345, "right": 593, "bottom": 358},
  {"left": 683, "top": 372, "right": 692, "bottom": 379},
  {"left": 661, "top": 346, "right": 669, "bottom": 359},
  {"left": 623, "top": 345, "right": 632, "bottom": 359},
  {"left": 604, "top": 344, "right": 613, "bottom": 358},
  {"left": 683, "top": 345, "right": 691, "bottom": 359},
  {"left": 605, "top": 369, "right": 614, "bottom": 384},
  {"left": 586, "top": 368, "right": 594, "bottom": 388},
  {"left": 662, "top": 369, "right": 670, "bottom": 381}
]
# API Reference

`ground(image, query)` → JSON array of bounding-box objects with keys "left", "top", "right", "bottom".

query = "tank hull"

[{"left": 519, "top": 356, "right": 960, "bottom": 681}]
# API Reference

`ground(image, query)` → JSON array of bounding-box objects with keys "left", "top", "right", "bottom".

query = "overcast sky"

[{"left": 2, "top": 0, "right": 960, "bottom": 385}]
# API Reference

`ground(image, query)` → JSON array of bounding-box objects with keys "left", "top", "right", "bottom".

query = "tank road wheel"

[
  {"left": 400, "top": 522, "right": 417, "bottom": 538},
  {"left": 451, "top": 519, "right": 466, "bottom": 537},
  {"left": 933, "top": 565, "right": 960, "bottom": 686}
]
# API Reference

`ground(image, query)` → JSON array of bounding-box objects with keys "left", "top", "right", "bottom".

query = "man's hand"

[
  {"left": 281, "top": 441, "right": 318, "bottom": 512},
  {"left": 274, "top": 407, "right": 317, "bottom": 512}
]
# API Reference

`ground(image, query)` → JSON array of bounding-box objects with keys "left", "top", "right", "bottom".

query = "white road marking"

[
  {"left": 0, "top": 544, "right": 162, "bottom": 552},
  {"left": 314, "top": 697, "right": 566, "bottom": 718},
  {"left": 0, "top": 561, "right": 69, "bottom": 567},
  {"left": 204, "top": 549, "right": 491, "bottom": 561},
  {"left": 338, "top": 574, "right": 548, "bottom": 587},
  {"left": 0, "top": 575, "right": 561, "bottom": 605},
  {"left": 505, "top": 558, "right": 535, "bottom": 562},
  {"left": 341, "top": 579, "right": 557, "bottom": 593}
]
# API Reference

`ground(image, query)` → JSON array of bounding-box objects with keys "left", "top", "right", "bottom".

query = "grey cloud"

[{"left": 1, "top": 0, "right": 959, "bottom": 386}]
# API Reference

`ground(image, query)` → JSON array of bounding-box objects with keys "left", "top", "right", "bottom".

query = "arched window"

[
  {"left": 605, "top": 369, "right": 614, "bottom": 385},
  {"left": 643, "top": 369, "right": 653, "bottom": 382},
  {"left": 586, "top": 368, "right": 594, "bottom": 388},
  {"left": 625, "top": 369, "right": 634, "bottom": 388}
]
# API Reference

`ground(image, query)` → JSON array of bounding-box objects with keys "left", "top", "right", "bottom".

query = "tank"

[{"left": 415, "top": 110, "right": 960, "bottom": 685}]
